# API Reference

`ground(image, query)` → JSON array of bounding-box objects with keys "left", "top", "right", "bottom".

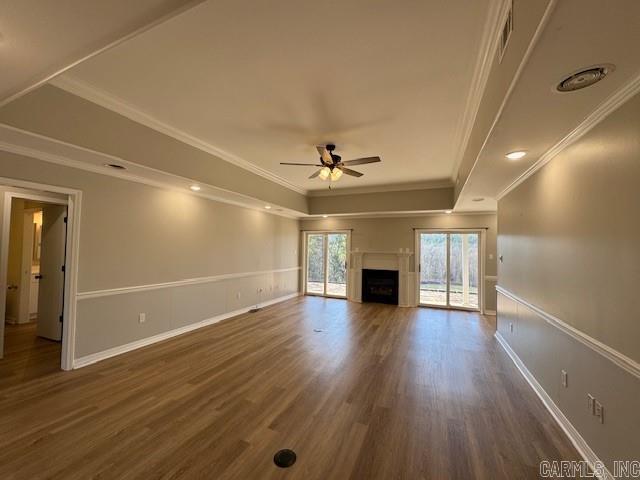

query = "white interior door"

[{"left": 36, "top": 204, "right": 67, "bottom": 341}]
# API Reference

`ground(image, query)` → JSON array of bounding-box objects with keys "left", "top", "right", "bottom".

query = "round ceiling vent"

[{"left": 556, "top": 65, "right": 614, "bottom": 92}]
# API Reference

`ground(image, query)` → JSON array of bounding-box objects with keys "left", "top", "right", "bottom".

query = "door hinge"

[
  {"left": 61, "top": 265, "right": 66, "bottom": 272},
  {"left": 59, "top": 315, "right": 63, "bottom": 322},
  {"left": 64, "top": 216, "right": 68, "bottom": 224}
]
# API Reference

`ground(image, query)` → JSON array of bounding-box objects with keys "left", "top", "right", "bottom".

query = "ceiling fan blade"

[
  {"left": 341, "top": 156, "right": 381, "bottom": 166},
  {"left": 280, "top": 162, "right": 323, "bottom": 166},
  {"left": 309, "top": 169, "right": 322, "bottom": 179},
  {"left": 340, "top": 167, "right": 364, "bottom": 177},
  {"left": 316, "top": 145, "right": 333, "bottom": 165}
]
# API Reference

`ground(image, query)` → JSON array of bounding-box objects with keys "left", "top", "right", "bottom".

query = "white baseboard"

[
  {"left": 73, "top": 292, "right": 300, "bottom": 369},
  {"left": 484, "top": 309, "right": 497, "bottom": 316},
  {"left": 494, "top": 332, "right": 613, "bottom": 480}
]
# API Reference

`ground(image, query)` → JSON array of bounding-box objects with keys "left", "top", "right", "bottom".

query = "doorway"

[
  {"left": 304, "top": 231, "right": 349, "bottom": 298},
  {"left": 416, "top": 230, "right": 482, "bottom": 311},
  {"left": 0, "top": 180, "right": 80, "bottom": 371}
]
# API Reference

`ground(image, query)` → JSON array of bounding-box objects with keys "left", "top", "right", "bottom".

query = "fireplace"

[{"left": 362, "top": 269, "right": 399, "bottom": 305}]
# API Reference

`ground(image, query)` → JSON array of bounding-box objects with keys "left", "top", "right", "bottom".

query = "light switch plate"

[{"left": 594, "top": 401, "right": 604, "bottom": 424}]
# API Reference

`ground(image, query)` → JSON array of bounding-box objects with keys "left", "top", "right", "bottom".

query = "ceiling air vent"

[
  {"left": 498, "top": 1, "right": 513, "bottom": 63},
  {"left": 556, "top": 65, "right": 614, "bottom": 92}
]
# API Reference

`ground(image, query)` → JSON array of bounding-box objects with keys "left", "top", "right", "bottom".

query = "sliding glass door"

[
  {"left": 418, "top": 231, "right": 480, "bottom": 310},
  {"left": 305, "top": 232, "right": 348, "bottom": 298}
]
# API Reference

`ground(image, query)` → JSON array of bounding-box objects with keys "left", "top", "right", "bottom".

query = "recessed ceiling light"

[
  {"left": 264, "top": 205, "right": 271, "bottom": 209},
  {"left": 445, "top": 210, "right": 452, "bottom": 214},
  {"left": 505, "top": 151, "right": 527, "bottom": 160},
  {"left": 104, "top": 163, "right": 126, "bottom": 170},
  {"left": 189, "top": 185, "right": 201, "bottom": 191},
  {"left": 472, "top": 197, "right": 485, "bottom": 202},
  {"left": 322, "top": 215, "right": 328, "bottom": 218}
]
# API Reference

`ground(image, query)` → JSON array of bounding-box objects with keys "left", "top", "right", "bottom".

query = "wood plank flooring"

[
  {"left": 0, "top": 322, "right": 61, "bottom": 389},
  {"left": 0, "top": 297, "right": 579, "bottom": 479}
]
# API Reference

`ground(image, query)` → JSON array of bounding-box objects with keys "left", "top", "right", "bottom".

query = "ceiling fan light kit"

[
  {"left": 280, "top": 144, "right": 381, "bottom": 184},
  {"left": 319, "top": 167, "right": 331, "bottom": 180}
]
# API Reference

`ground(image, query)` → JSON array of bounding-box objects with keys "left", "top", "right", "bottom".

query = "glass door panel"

[
  {"left": 306, "top": 234, "right": 325, "bottom": 294},
  {"left": 449, "top": 233, "right": 479, "bottom": 309},
  {"left": 419, "top": 233, "right": 448, "bottom": 306},
  {"left": 326, "top": 233, "right": 347, "bottom": 297}
]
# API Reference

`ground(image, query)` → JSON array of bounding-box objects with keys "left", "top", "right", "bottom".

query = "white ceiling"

[
  {"left": 456, "top": 0, "right": 640, "bottom": 211},
  {"left": 54, "top": 0, "right": 492, "bottom": 192},
  {"left": 0, "top": 0, "right": 204, "bottom": 105}
]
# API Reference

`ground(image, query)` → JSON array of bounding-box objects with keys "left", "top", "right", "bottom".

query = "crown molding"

[
  {"left": 456, "top": 0, "right": 558, "bottom": 202},
  {"left": 0, "top": 0, "right": 208, "bottom": 108},
  {"left": 450, "top": 0, "right": 512, "bottom": 182},
  {"left": 302, "top": 210, "right": 496, "bottom": 220},
  {"left": 497, "top": 71, "right": 640, "bottom": 200},
  {"left": 0, "top": 123, "right": 302, "bottom": 218},
  {"left": 48, "top": 75, "right": 307, "bottom": 195},
  {"left": 307, "top": 180, "right": 453, "bottom": 197}
]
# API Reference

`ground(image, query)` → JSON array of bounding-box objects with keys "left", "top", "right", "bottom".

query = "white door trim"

[
  {"left": 0, "top": 178, "right": 82, "bottom": 371},
  {"left": 414, "top": 228, "right": 485, "bottom": 313},
  {"left": 302, "top": 230, "right": 351, "bottom": 299}
]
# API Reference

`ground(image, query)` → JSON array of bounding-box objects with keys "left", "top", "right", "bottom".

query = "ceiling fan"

[{"left": 280, "top": 144, "right": 381, "bottom": 182}]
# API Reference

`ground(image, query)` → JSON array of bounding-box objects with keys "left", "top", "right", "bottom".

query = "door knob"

[
  {"left": 35, "top": 274, "right": 43, "bottom": 279},
  {"left": 7, "top": 284, "right": 18, "bottom": 290}
]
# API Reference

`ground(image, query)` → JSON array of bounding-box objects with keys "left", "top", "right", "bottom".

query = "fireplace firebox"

[{"left": 362, "top": 269, "right": 399, "bottom": 305}]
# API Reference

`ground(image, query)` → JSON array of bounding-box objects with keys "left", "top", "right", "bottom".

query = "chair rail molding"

[
  {"left": 496, "top": 285, "right": 640, "bottom": 380},
  {"left": 77, "top": 266, "right": 302, "bottom": 300}
]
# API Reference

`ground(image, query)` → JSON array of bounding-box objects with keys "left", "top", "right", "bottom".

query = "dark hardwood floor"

[
  {"left": 0, "top": 322, "right": 61, "bottom": 389},
  {"left": 0, "top": 297, "right": 579, "bottom": 479}
]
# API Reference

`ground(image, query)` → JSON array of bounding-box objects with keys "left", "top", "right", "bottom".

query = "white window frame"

[
  {"left": 302, "top": 230, "right": 351, "bottom": 299},
  {"left": 414, "top": 228, "right": 485, "bottom": 313}
]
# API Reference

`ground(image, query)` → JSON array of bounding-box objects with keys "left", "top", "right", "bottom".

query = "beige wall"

[
  {"left": 497, "top": 92, "right": 640, "bottom": 468},
  {"left": 1, "top": 151, "right": 300, "bottom": 358},
  {"left": 0, "top": 85, "right": 308, "bottom": 214},
  {"left": 498, "top": 92, "right": 640, "bottom": 363},
  {"left": 301, "top": 213, "right": 497, "bottom": 311},
  {"left": 308, "top": 187, "right": 453, "bottom": 215}
]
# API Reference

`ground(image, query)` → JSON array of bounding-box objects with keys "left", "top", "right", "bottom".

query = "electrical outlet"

[
  {"left": 594, "top": 400, "right": 604, "bottom": 424},
  {"left": 138, "top": 313, "right": 146, "bottom": 324},
  {"left": 509, "top": 322, "right": 514, "bottom": 333},
  {"left": 561, "top": 370, "right": 568, "bottom": 388},
  {"left": 587, "top": 394, "right": 595, "bottom": 415}
]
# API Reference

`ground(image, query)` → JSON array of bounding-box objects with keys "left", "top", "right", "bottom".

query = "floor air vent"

[{"left": 274, "top": 449, "right": 297, "bottom": 468}]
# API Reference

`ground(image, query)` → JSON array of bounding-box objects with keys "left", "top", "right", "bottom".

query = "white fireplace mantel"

[{"left": 348, "top": 250, "right": 416, "bottom": 307}]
